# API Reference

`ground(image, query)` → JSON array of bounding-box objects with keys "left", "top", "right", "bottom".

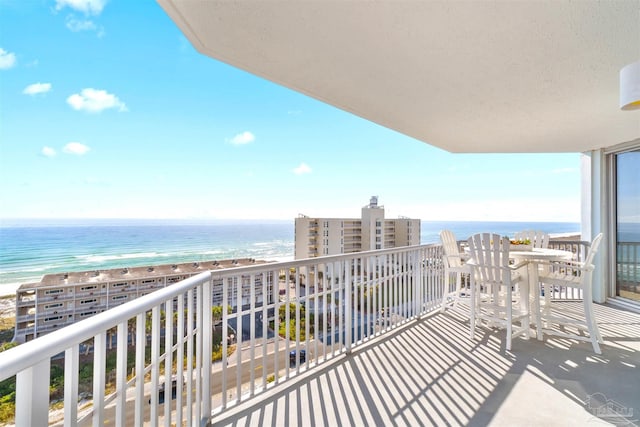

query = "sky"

[{"left": 0, "top": 0, "right": 583, "bottom": 223}]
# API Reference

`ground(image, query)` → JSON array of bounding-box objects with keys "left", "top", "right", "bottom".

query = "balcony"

[
  {"left": 0, "top": 243, "right": 638, "bottom": 426},
  {"left": 214, "top": 303, "right": 639, "bottom": 426}
]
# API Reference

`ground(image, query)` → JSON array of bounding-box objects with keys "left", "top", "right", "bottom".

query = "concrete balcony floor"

[{"left": 214, "top": 302, "right": 640, "bottom": 426}]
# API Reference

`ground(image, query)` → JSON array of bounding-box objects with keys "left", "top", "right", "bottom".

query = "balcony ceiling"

[{"left": 158, "top": 1, "right": 640, "bottom": 153}]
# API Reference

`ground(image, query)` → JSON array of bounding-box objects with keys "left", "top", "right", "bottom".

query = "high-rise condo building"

[{"left": 295, "top": 196, "right": 421, "bottom": 259}]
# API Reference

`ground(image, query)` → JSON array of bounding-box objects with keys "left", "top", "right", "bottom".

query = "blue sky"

[{"left": 0, "top": 0, "right": 582, "bottom": 222}]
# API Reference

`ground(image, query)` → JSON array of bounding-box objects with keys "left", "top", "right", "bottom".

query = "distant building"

[
  {"left": 14, "top": 258, "right": 274, "bottom": 343},
  {"left": 295, "top": 196, "right": 421, "bottom": 259}
]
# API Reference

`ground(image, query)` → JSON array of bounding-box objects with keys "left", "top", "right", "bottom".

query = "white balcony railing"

[{"left": 0, "top": 240, "right": 595, "bottom": 426}]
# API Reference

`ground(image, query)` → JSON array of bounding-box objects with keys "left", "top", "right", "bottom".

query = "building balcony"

[{"left": 0, "top": 243, "right": 638, "bottom": 426}]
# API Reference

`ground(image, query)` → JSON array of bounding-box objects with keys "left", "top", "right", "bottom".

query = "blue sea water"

[{"left": 0, "top": 218, "right": 581, "bottom": 294}]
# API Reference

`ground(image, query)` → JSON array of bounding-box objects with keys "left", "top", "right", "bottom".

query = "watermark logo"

[{"left": 586, "top": 392, "right": 638, "bottom": 426}]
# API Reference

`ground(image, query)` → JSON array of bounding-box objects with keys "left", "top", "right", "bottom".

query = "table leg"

[
  {"left": 469, "top": 267, "right": 476, "bottom": 339},
  {"left": 528, "top": 262, "right": 543, "bottom": 340}
]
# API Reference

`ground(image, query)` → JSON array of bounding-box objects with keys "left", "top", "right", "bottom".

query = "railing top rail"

[
  {"left": 0, "top": 271, "right": 211, "bottom": 382},
  {"left": 209, "top": 243, "right": 440, "bottom": 277}
]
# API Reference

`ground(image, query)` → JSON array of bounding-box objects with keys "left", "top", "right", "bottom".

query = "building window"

[
  {"left": 376, "top": 229, "right": 381, "bottom": 235},
  {"left": 376, "top": 244, "right": 382, "bottom": 249}
]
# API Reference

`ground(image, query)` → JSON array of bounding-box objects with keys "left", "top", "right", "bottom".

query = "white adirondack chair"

[
  {"left": 440, "top": 230, "right": 471, "bottom": 314},
  {"left": 467, "top": 233, "right": 530, "bottom": 351},
  {"left": 514, "top": 230, "right": 550, "bottom": 248},
  {"left": 536, "top": 233, "right": 604, "bottom": 354}
]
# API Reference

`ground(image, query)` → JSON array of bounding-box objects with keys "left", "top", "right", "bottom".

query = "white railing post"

[
  {"left": 195, "top": 286, "right": 203, "bottom": 425},
  {"left": 202, "top": 280, "right": 212, "bottom": 424},
  {"left": 345, "top": 259, "right": 352, "bottom": 354},
  {"left": 164, "top": 300, "right": 174, "bottom": 427},
  {"left": 64, "top": 345, "right": 79, "bottom": 427},
  {"left": 15, "top": 359, "right": 50, "bottom": 427},
  {"left": 115, "top": 322, "right": 127, "bottom": 427},
  {"left": 93, "top": 331, "right": 106, "bottom": 427},
  {"left": 135, "top": 312, "right": 145, "bottom": 426}
]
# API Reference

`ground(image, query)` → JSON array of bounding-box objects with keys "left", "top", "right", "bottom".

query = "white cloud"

[
  {"left": 0, "top": 48, "right": 17, "bottom": 70},
  {"left": 23, "top": 82, "right": 52, "bottom": 96},
  {"left": 55, "top": 0, "right": 107, "bottom": 15},
  {"left": 65, "top": 16, "right": 97, "bottom": 32},
  {"left": 41, "top": 147, "right": 56, "bottom": 158},
  {"left": 293, "top": 163, "right": 312, "bottom": 175},
  {"left": 229, "top": 131, "right": 255, "bottom": 145},
  {"left": 67, "top": 88, "right": 127, "bottom": 113},
  {"left": 63, "top": 142, "right": 90, "bottom": 155}
]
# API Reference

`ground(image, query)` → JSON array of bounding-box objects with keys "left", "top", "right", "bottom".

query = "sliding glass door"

[{"left": 616, "top": 149, "right": 640, "bottom": 301}]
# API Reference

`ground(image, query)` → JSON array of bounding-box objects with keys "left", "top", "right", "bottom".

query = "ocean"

[{"left": 0, "top": 219, "right": 581, "bottom": 295}]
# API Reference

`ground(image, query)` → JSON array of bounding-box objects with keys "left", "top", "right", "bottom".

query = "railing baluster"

[
  {"left": 176, "top": 294, "right": 185, "bottom": 424},
  {"left": 135, "top": 312, "right": 145, "bottom": 427},
  {"left": 195, "top": 285, "right": 202, "bottom": 425},
  {"left": 93, "top": 331, "right": 106, "bottom": 427},
  {"left": 345, "top": 259, "right": 352, "bottom": 353},
  {"left": 15, "top": 359, "right": 49, "bottom": 426},
  {"left": 164, "top": 300, "right": 173, "bottom": 427},
  {"left": 64, "top": 345, "right": 79, "bottom": 427},
  {"left": 150, "top": 306, "right": 160, "bottom": 427},
  {"left": 273, "top": 271, "right": 280, "bottom": 385},
  {"left": 261, "top": 272, "right": 268, "bottom": 389},
  {"left": 115, "top": 322, "right": 127, "bottom": 427},
  {"left": 295, "top": 268, "right": 300, "bottom": 373},
  {"left": 202, "top": 280, "right": 212, "bottom": 423},
  {"left": 220, "top": 279, "right": 228, "bottom": 408},
  {"left": 249, "top": 272, "right": 256, "bottom": 396},
  {"left": 186, "top": 289, "right": 194, "bottom": 423},
  {"left": 235, "top": 277, "right": 242, "bottom": 400}
]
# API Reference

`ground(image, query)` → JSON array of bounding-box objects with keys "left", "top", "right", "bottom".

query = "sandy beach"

[{"left": 0, "top": 295, "right": 16, "bottom": 339}]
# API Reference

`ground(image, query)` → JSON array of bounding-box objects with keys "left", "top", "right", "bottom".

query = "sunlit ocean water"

[{"left": 0, "top": 219, "right": 581, "bottom": 295}]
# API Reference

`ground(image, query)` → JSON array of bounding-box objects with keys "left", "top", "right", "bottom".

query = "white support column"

[
  {"left": 581, "top": 150, "right": 607, "bottom": 303},
  {"left": 15, "top": 359, "right": 50, "bottom": 427}
]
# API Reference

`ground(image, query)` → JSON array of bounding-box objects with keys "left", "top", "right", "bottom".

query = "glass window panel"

[{"left": 616, "top": 150, "right": 640, "bottom": 301}]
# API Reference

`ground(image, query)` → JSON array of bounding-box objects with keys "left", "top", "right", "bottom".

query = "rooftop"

[{"left": 18, "top": 258, "right": 266, "bottom": 290}]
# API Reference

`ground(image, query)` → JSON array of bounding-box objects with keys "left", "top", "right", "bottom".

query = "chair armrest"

[
  {"left": 509, "top": 261, "right": 528, "bottom": 271},
  {"left": 444, "top": 254, "right": 468, "bottom": 265},
  {"left": 537, "top": 260, "right": 594, "bottom": 280}
]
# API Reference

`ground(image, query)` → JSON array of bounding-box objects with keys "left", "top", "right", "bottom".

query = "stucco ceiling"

[{"left": 158, "top": 0, "right": 640, "bottom": 153}]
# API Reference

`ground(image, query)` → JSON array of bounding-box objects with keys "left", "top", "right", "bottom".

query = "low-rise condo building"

[
  {"left": 13, "top": 258, "right": 273, "bottom": 342},
  {"left": 295, "top": 196, "right": 421, "bottom": 259}
]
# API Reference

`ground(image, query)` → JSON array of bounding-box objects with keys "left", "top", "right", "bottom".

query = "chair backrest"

[
  {"left": 514, "top": 230, "right": 550, "bottom": 248},
  {"left": 440, "top": 230, "right": 462, "bottom": 268},
  {"left": 584, "top": 233, "right": 604, "bottom": 267},
  {"left": 467, "top": 233, "right": 511, "bottom": 286}
]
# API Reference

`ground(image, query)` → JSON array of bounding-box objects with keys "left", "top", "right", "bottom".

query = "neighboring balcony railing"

[
  {"left": 0, "top": 239, "right": 591, "bottom": 426},
  {"left": 617, "top": 241, "right": 640, "bottom": 298}
]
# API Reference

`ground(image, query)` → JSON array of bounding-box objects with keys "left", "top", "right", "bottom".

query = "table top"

[
  {"left": 508, "top": 247, "right": 574, "bottom": 260},
  {"left": 464, "top": 247, "right": 574, "bottom": 265}
]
